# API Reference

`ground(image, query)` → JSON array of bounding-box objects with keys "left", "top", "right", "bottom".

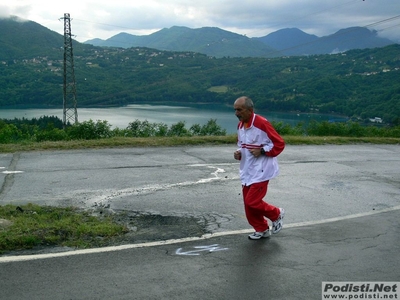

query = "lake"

[{"left": 0, "top": 104, "right": 348, "bottom": 134}]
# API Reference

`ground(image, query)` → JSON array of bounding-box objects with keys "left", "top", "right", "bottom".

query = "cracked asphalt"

[{"left": 0, "top": 144, "right": 399, "bottom": 299}]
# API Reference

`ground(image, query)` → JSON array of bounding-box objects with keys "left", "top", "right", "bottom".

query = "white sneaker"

[
  {"left": 272, "top": 208, "right": 285, "bottom": 234},
  {"left": 248, "top": 229, "right": 271, "bottom": 240}
]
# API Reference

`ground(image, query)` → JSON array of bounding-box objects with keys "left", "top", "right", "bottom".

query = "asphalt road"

[{"left": 0, "top": 144, "right": 399, "bottom": 299}]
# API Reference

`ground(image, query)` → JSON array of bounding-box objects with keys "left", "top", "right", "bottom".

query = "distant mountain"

[
  {"left": 1, "top": 15, "right": 399, "bottom": 124},
  {"left": 0, "top": 16, "right": 64, "bottom": 60},
  {"left": 0, "top": 16, "right": 93, "bottom": 60},
  {"left": 0, "top": 15, "right": 397, "bottom": 61},
  {"left": 86, "top": 26, "right": 397, "bottom": 58},
  {"left": 313, "top": 27, "right": 395, "bottom": 54},
  {"left": 253, "top": 28, "right": 319, "bottom": 56},
  {"left": 254, "top": 27, "right": 395, "bottom": 56},
  {"left": 85, "top": 26, "right": 279, "bottom": 58}
]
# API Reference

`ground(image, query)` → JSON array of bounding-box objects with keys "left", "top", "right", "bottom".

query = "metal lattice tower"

[{"left": 62, "top": 13, "right": 78, "bottom": 128}]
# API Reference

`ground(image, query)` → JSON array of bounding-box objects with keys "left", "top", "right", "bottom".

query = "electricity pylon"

[{"left": 61, "top": 13, "right": 78, "bottom": 128}]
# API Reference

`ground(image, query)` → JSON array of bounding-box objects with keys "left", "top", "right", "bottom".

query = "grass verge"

[
  {"left": 0, "top": 135, "right": 398, "bottom": 254},
  {"left": 0, "top": 135, "right": 399, "bottom": 153},
  {"left": 0, "top": 204, "right": 128, "bottom": 254}
]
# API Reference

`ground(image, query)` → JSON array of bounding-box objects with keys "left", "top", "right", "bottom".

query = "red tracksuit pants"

[{"left": 242, "top": 180, "right": 280, "bottom": 232}]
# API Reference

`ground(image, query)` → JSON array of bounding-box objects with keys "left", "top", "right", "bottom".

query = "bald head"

[
  {"left": 234, "top": 96, "right": 254, "bottom": 123},
  {"left": 234, "top": 96, "right": 254, "bottom": 110}
]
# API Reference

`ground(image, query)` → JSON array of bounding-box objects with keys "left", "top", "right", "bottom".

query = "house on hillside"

[{"left": 369, "top": 117, "right": 382, "bottom": 123}]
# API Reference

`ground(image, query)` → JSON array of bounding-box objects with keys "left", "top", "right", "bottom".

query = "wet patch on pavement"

[
  {"left": 0, "top": 209, "right": 213, "bottom": 257},
  {"left": 112, "top": 210, "right": 209, "bottom": 243}
]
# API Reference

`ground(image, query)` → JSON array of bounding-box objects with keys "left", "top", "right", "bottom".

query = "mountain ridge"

[
  {"left": 0, "top": 15, "right": 397, "bottom": 59},
  {"left": 84, "top": 25, "right": 397, "bottom": 57},
  {"left": 0, "top": 16, "right": 92, "bottom": 60},
  {"left": 0, "top": 16, "right": 399, "bottom": 124},
  {"left": 85, "top": 25, "right": 279, "bottom": 58}
]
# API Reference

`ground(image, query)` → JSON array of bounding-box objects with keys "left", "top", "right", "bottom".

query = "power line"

[
  {"left": 365, "top": 15, "right": 400, "bottom": 28},
  {"left": 264, "top": 14, "right": 400, "bottom": 57},
  {"left": 69, "top": 3, "right": 400, "bottom": 49},
  {"left": 247, "top": 0, "right": 361, "bottom": 36},
  {"left": 73, "top": 18, "right": 135, "bottom": 31}
]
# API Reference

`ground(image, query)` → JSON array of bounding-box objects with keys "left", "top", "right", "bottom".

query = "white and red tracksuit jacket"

[{"left": 237, "top": 113, "right": 285, "bottom": 186}]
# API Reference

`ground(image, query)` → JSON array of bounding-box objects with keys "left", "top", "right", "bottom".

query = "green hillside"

[{"left": 0, "top": 17, "right": 399, "bottom": 125}]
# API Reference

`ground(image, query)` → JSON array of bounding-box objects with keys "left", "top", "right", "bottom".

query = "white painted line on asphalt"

[
  {"left": 283, "top": 205, "right": 400, "bottom": 229},
  {"left": 1, "top": 205, "right": 399, "bottom": 263},
  {"left": 2, "top": 171, "right": 24, "bottom": 174},
  {"left": 86, "top": 163, "right": 237, "bottom": 205}
]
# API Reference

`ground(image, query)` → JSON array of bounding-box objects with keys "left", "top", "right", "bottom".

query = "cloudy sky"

[{"left": 1, "top": 0, "right": 400, "bottom": 43}]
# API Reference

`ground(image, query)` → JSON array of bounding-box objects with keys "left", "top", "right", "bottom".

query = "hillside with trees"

[{"left": 0, "top": 17, "right": 399, "bottom": 125}]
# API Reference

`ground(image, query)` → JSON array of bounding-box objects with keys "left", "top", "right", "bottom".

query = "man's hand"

[
  {"left": 249, "top": 148, "right": 262, "bottom": 157},
  {"left": 234, "top": 150, "right": 242, "bottom": 160}
]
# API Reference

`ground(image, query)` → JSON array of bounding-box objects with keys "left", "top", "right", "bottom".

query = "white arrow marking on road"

[
  {"left": 175, "top": 244, "right": 229, "bottom": 256},
  {"left": 2, "top": 205, "right": 400, "bottom": 263}
]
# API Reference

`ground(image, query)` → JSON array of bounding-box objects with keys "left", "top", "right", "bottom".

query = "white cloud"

[{"left": 1, "top": 0, "right": 399, "bottom": 42}]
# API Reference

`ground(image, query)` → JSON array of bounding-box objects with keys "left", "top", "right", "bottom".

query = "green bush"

[
  {"left": 66, "top": 119, "right": 113, "bottom": 140},
  {"left": 0, "top": 123, "right": 26, "bottom": 143},
  {"left": 0, "top": 116, "right": 399, "bottom": 144},
  {"left": 197, "top": 119, "right": 227, "bottom": 136},
  {"left": 168, "top": 121, "right": 191, "bottom": 137},
  {"left": 189, "top": 124, "right": 202, "bottom": 135},
  {"left": 305, "top": 121, "right": 400, "bottom": 138},
  {"left": 126, "top": 119, "right": 163, "bottom": 137},
  {"left": 35, "top": 128, "right": 69, "bottom": 142}
]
